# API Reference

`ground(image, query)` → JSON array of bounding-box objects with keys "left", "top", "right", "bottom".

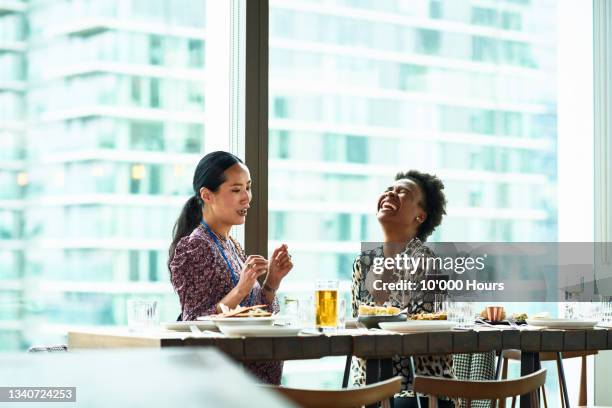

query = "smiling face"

[
  {"left": 377, "top": 178, "right": 427, "bottom": 229},
  {"left": 200, "top": 163, "right": 252, "bottom": 226}
]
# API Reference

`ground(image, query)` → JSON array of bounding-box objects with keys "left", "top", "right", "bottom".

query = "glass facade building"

[
  {"left": 269, "top": 0, "right": 557, "bottom": 294},
  {"left": 1, "top": 0, "right": 207, "bottom": 349},
  {"left": 267, "top": 0, "right": 559, "bottom": 387}
]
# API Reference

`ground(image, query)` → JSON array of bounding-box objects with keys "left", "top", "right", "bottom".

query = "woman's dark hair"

[
  {"left": 395, "top": 170, "right": 446, "bottom": 242},
  {"left": 168, "top": 151, "right": 243, "bottom": 273}
]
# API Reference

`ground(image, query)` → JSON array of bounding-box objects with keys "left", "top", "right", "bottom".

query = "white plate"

[
  {"left": 218, "top": 325, "right": 302, "bottom": 337},
  {"left": 526, "top": 319, "right": 598, "bottom": 329},
  {"left": 205, "top": 316, "right": 276, "bottom": 327},
  {"left": 161, "top": 321, "right": 217, "bottom": 331},
  {"left": 379, "top": 321, "right": 457, "bottom": 333}
]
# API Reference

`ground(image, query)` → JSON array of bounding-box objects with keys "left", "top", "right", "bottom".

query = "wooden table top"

[{"left": 68, "top": 326, "right": 612, "bottom": 361}]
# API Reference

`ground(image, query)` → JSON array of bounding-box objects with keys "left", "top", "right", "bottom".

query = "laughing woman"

[
  {"left": 351, "top": 170, "right": 456, "bottom": 408},
  {"left": 168, "top": 151, "right": 293, "bottom": 384}
]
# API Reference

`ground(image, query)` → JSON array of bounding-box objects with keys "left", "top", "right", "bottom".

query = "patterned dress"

[
  {"left": 351, "top": 239, "right": 456, "bottom": 399},
  {"left": 169, "top": 224, "right": 282, "bottom": 384}
]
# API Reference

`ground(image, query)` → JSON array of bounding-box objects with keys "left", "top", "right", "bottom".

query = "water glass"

[
  {"left": 445, "top": 301, "right": 474, "bottom": 325},
  {"left": 563, "top": 302, "right": 577, "bottom": 319},
  {"left": 337, "top": 297, "right": 347, "bottom": 330},
  {"left": 127, "top": 300, "right": 158, "bottom": 332},
  {"left": 298, "top": 296, "right": 314, "bottom": 328},
  {"left": 600, "top": 300, "right": 612, "bottom": 322},
  {"left": 283, "top": 297, "right": 300, "bottom": 326},
  {"left": 576, "top": 302, "right": 600, "bottom": 320}
]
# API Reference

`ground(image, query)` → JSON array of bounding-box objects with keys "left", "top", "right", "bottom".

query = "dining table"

[{"left": 68, "top": 324, "right": 612, "bottom": 408}]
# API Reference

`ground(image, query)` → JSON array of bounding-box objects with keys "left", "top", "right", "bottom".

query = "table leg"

[
  {"left": 366, "top": 358, "right": 381, "bottom": 384},
  {"left": 556, "top": 352, "right": 570, "bottom": 408},
  {"left": 381, "top": 358, "right": 393, "bottom": 381},
  {"left": 342, "top": 355, "right": 351, "bottom": 388},
  {"left": 366, "top": 359, "right": 381, "bottom": 408},
  {"left": 520, "top": 352, "right": 540, "bottom": 408}
]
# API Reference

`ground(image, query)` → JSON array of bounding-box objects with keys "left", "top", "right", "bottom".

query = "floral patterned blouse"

[
  {"left": 351, "top": 238, "right": 456, "bottom": 399},
  {"left": 169, "top": 224, "right": 282, "bottom": 384}
]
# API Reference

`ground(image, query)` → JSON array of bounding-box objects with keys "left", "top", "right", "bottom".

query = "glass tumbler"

[{"left": 127, "top": 300, "right": 159, "bottom": 332}]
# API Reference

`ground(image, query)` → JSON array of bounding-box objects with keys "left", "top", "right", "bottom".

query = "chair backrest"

[
  {"left": 413, "top": 368, "right": 546, "bottom": 408},
  {"left": 265, "top": 376, "right": 402, "bottom": 408}
]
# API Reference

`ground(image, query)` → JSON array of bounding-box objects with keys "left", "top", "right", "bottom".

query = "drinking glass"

[
  {"left": 127, "top": 300, "right": 158, "bottom": 332},
  {"left": 445, "top": 301, "right": 474, "bottom": 325},
  {"left": 563, "top": 302, "right": 577, "bottom": 319},
  {"left": 600, "top": 300, "right": 612, "bottom": 323},
  {"left": 298, "top": 296, "right": 314, "bottom": 328},
  {"left": 283, "top": 297, "right": 300, "bottom": 326},
  {"left": 315, "top": 279, "right": 338, "bottom": 332},
  {"left": 577, "top": 301, "right": 600, "bottom": 320},
  {"left": 337, "top": 297, "right": 347, "bottom": 330}
]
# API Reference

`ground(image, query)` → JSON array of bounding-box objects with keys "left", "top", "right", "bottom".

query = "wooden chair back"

[
  {"left": 413, "top": 368, "right": 547, "bottom": 408},
  {"left": 265, "top": 376, "right": 402, "bottom": 408}
]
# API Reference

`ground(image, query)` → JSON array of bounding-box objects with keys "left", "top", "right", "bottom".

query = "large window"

[
  {"left": 268, "top": 0, "right": 593, "bottom": 392},
  {"left": 0, "top": 0, "right": 244, "bottom": 351}
]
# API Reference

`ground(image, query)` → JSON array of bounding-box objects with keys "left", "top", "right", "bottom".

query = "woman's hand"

[
  {"left": 236, "top": 255, "right": 269, "bottom": 296},
  {"left": 265, "top": 244, "right": 293, "bottom": 290}
]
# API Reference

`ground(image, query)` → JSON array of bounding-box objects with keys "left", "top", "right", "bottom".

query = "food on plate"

[
  {"left": 358, "top": 304, "right": 401, "bottom": 316},
  {"left": 213, "top": 304, "right": 272, "bottom": 318},
  {"left": 410, "top": 311, "right": 448, "bottom": 320},
  {"left": 531, "top": 311, "right": 551, "bottom": 320},
  {"left": 233, "top": 308, "right": 272, "bottom": 317},
  {"left": 511, "top": 312, "right": 528, "bottom": 322}
]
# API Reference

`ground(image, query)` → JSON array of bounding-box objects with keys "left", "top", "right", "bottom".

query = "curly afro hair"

[{"left": 395, "top": 170, "right": 447, "bottom": 242}]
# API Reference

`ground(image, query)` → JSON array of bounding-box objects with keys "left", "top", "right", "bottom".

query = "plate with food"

[
  {"left": 409, "top": 311, "right": 448, "bottom": 321},
  {"left": 201, "top": 304, "right": 276, "bottom": 327},
  {"left": 379, "top": 320, "right": 457, "bottom": 333},
  {"left": 475, "top": 312, "right": 529, "bottom": 326},
  {"left": 357, "top": 305, "right": 407, "bottom": 329}
]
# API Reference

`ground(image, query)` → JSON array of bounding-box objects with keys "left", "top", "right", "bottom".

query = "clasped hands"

[{"left": 236, "top": 244, "right": 293, "bottom": 295}]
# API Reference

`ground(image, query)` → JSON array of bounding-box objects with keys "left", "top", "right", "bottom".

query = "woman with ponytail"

[{"left": 168, "top": 151, "right": 293, "bottom": 384}]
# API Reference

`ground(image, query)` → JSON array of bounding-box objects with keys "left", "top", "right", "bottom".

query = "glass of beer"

[{"left": 315, "top": 279, "right": 338, "bottom": 331}]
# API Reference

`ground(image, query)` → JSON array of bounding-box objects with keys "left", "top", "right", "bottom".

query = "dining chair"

[
  {"left": 501, "top": 350, "right": 597, "bottom": 408},
  {"left": 264, "top": 375, "right": 402, "bottom": 408},
  {"left": 413, "top": 368, "right": 546, "bottom": 408}
]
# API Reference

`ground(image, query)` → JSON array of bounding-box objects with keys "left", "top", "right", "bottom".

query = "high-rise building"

[
  {"left": 269, "top": 0, "right": 557, "bottom": 293},
  {"left": 267, "top": 0, "right": 559, "bottom": 386},
  {"left": 0, "top": 0, "right": 27, "bottom": 350},
  {"left": 1, "top": 0, "right": 207, "bottom": 349}
]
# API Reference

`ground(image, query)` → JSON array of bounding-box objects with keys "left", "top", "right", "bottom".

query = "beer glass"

[{"left": 315, "top": 279, "right": 338, "bottom": 331}]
